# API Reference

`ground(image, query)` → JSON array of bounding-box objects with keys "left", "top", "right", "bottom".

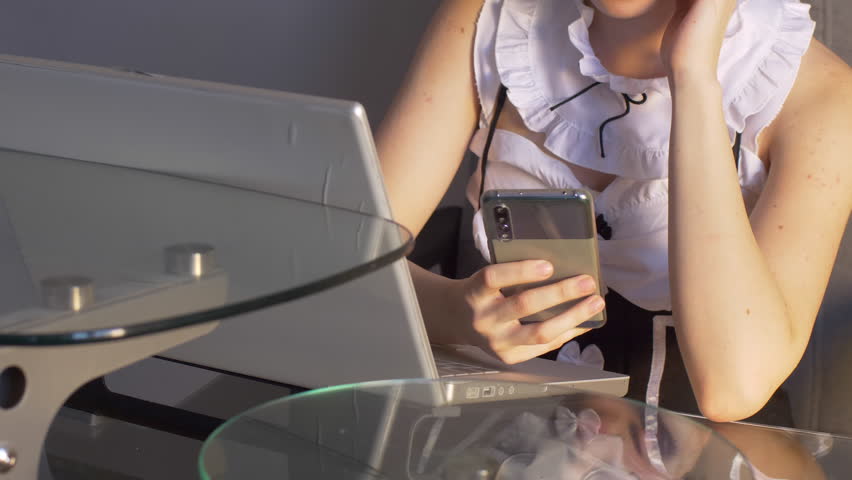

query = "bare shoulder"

[
  {"left": 759, "top": 38, "right": 852, "bottom": 219},
  {"left": 772, "top": 40, "right": 852, "bottom": 144}
]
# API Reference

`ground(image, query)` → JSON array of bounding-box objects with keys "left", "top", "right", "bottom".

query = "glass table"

[
  {"left": 0, "top": 149, "right": 413, "bottom": 478},
  {"left": 690, "top": 420, "right": 848, "bottom": 480},
  {"left": 200, "top": 379, "right": 766, "bottom": 480}
]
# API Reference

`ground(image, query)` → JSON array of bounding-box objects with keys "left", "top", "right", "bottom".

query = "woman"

[{"left": 376, "top": 0, "right": 852, "bottom": 422}]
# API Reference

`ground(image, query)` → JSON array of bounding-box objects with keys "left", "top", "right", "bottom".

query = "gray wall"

[
  {"left": 809, "top": 0, "right": 852, "bottom": 61},
  {"left": 0, "top": 0, "right": 441, "bottom": 127}
]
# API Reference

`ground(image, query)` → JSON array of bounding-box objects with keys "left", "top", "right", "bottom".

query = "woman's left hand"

[{"left": 661, "top": 0, "right": 738, "bottom": 81}]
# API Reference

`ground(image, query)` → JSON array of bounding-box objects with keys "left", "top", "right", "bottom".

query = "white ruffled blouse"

[{"left": 466, "top": 0, "right": 816, "bottom": 312}]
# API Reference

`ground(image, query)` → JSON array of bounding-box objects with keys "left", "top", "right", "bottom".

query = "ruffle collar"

[{"left": 490, "top": 0, "right": 815, "bottom": 180}]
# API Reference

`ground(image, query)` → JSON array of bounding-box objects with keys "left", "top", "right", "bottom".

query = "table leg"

[
  {"left": 65, "top": 377, "right": 224, "bottom": 441},
  {"left": 0, "top": 323, "right": 215, "bottom": 479}
]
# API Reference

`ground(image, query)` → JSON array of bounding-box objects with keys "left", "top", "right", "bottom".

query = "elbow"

[
  {"left": 694, "top": 381, "right": 777, "bottom": 423},
  {"left": 697, "top": 395, "right": 763, "bottom": 423},
  {"left": 692, "top": 338, "right": 805, "bottom": 423}
]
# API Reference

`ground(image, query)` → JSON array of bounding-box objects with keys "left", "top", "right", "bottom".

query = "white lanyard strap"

[{"left": 644, "top": 314, "right": 674, "bottom": 474}]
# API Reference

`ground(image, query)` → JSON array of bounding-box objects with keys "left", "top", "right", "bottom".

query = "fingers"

[
  {"left": 498, "top": 275, "right": 600, "bottom": 323},
  {"left": 482, "top": 293, "right": 606, "bottom": 363},
  {"left": 486, "top": 319, "right": 595, "bottom": 365},
  {"left": 508, "top": 294, "right": 605, "bottom": 346},
  {"left": 464, "top": 262, "right": 607, "bottom": 365},
  {"left": 468, "top": 260, "right": 554, "bottom": 299}
]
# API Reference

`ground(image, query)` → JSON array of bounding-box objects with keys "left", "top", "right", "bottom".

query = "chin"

[{"left": 587, "top": 0, "right": 662, "bottom": 19}]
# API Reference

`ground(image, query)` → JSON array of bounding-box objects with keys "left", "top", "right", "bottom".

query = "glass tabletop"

[
  {"left": 0, "top": 149, "right": 412, "bottom": 345},
  {"left": 199, "top": 379, "right": 757, "bottom": 480},
  {"left": 687, "top": 416, "right": 850, "bottom": 479}
]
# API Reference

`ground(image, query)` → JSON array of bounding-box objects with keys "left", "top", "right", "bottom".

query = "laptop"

[{"left": 0, "top": 54, "right": 628, "bottom": 399}]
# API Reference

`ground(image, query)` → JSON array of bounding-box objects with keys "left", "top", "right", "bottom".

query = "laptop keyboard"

[{"left": 435, "top": 357, "right": 500, "bottom": 377}]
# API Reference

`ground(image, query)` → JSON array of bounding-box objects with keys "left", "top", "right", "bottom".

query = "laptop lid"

[
  {"left": 0, "top": 54, "right": 439, "bottom": 388},
  {"left": 0, "top": 198, "right": 39, "bottom": 320}
]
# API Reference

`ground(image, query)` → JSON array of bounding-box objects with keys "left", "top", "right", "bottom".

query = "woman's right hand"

[{"left": 448, "top": 260, "right": 605, "bottom": 364}]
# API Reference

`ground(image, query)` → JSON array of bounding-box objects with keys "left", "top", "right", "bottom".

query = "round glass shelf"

[
  {"left": 0, "top": 149, "right": 412, "bottom": 345},
  {"left": 199, "top": 379, "right": 756, "bottom": 480}
]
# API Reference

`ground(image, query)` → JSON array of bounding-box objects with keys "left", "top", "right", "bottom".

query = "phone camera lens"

[
  {"left": 499, "top": 223, "right": 511, "bottom": 233},
  {"left": 495, "top": 206, "right": 508, "bottom": 216}
]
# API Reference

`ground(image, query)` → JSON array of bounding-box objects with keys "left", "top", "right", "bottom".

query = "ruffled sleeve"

[
  {"left": 473, "top": 0, "right": 504, "bottom": 127},
  {"left": 720, "top": 0, "right": 816, "bottom": 147},
  {"left": 494, "top": 0, "right": 558, "bottom": 135}
]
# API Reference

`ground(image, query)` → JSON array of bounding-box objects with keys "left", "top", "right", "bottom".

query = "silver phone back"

[{"left": 481, "top": 189, "right": 606, "bottom": 328}]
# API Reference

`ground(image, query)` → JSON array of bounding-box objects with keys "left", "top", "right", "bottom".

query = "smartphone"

[{"left": 481, "top": 189, "right": 605, "bottom": 328}]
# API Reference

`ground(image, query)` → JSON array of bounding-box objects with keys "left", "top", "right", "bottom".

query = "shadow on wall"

[{"left": 0, "top": 0, "right": 441, "bottom": 126}]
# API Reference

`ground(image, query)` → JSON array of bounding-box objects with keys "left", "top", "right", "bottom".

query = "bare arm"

[
  {"left": 375, "top": 0, "right": 481, "bottom": 345},
  {"left": 375, "top": 0, "right": 605, "bottom": 358},
  {"left": 375, "top": 0, "right": 482, "bottom": 237},
  {"left": 668, "top": 36, "right": 852, "bottom": 421}
]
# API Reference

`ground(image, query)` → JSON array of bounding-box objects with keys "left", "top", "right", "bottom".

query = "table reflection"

[
  {"left": 200, "top": 380, "right": 755, "bottom": 479},
  {"left": 694, "top": 418, "right": 840, "bottom": 480}
]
